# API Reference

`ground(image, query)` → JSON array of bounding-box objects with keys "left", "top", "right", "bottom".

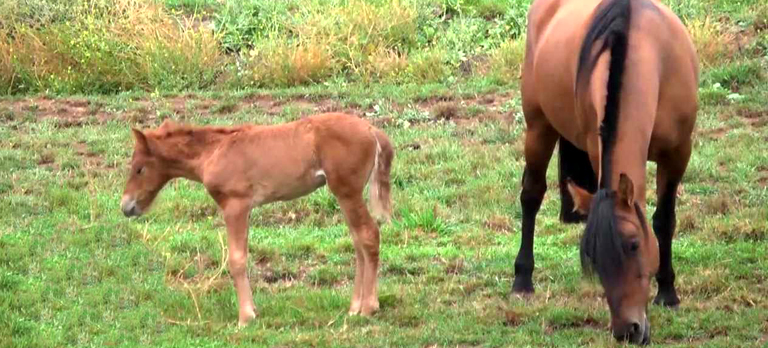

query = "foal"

[{"left": 120, "top": 113, "right": 394, "bottom": 325}]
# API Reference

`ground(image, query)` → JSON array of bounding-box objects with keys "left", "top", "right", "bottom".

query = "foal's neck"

[{"left": 149, "top": 125, "right": 245, "bottom": 182}]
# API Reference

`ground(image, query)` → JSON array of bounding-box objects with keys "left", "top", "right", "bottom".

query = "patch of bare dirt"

[
  {"left": 484, "top": 215, "right": 511, "bottom": 233},
  {"left": 700, "top": 126, "right": 730, "bottom": 139},
  {"left": 74, "top": 141, "right": 106, "bottom": 168},
  {"left": 758, "top": 166, "right": 768, "bottom": 188},
  {"left": 503, "top": 309, "right": 525, "bottom": 327},
  {"left": 444, "top": 258, "right": 465, "bottom": 275},
  {"left": 0, "top": 91, "right": 518, "bottom": 130}
]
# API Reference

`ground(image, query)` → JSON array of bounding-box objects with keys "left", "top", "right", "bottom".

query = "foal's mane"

[
  {"left": 575, "top": 0, "right": 632, "bottom": 283},
  {"left": 146, "top": 122, "right": 247, "bottom": 160}
]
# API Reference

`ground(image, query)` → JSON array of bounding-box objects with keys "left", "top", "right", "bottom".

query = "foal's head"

[
  {"left": 568, "top": 174, "right": 659, "bottom": 345},
  {"left": 121, "top": 127, "right": 173, "bottom": 217}
]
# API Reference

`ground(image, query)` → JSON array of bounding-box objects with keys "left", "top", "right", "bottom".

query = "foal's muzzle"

[{"left": 121, "top": 196, "right": 142, "bottom": 217}]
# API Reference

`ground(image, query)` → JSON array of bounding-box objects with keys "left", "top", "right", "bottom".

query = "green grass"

[{"left": 2, "top": 0, "right": 768, "bottom": 347}]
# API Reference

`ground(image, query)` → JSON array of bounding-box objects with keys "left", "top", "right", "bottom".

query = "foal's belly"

[{"left": 252, "top": 168, "right": 327, "bottom": 205}]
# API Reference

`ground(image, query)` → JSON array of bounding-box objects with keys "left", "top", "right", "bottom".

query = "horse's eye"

[
  {"left": 136, "top": 167, "right": 145, "bottom": 175},
  {"left": 628, "top": 240, "right": 640, "bottom": 252}
]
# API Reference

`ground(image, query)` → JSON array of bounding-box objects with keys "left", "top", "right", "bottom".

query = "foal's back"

[{"left": 202, "top": 113, "right": 382, "bottom": 206}]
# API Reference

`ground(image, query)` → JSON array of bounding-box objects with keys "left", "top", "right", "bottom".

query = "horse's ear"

[
  {"left": 566, "top": 178, "right": 593, "bottom": 214},
  {"left": 618, "top": 173, "right": 635, "bottom": 207},
  {"left": 131, "top": 128, "right": 151, "bottom": 155}
]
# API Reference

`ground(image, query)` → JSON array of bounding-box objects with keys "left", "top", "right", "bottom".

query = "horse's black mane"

[
  {"left": 581, "top": 190, "right": 624, "bottom": 282},
  {"left": 575, "top": 0, "right": 632, "bottom": 283}
]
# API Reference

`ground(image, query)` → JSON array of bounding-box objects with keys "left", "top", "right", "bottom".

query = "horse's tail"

[
  {"left": 368, "top": 128, "right": 394, "bottom": 222},
  {"left": 575, "top": 0, "right": 632, "bottom": 190}
]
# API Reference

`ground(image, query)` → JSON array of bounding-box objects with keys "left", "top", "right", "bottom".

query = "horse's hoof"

[
  {"left": 512, "top": 279, "right": 535, "bottom": 294},
  {"left": 560, "top": 210, "right": 588, "bottom": 224},
  {"left": 653, "top": 292, "right": 680, "bottom": 308}
]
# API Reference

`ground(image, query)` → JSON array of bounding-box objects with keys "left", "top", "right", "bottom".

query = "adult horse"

[{"left": 512, "top": 0, "right": 698, "bottom": 344}]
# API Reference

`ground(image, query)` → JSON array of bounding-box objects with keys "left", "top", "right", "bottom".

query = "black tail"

[
  {"left": 558, "top": 137, "right": 597, "bottom": 223},
  {"left": 575, "top": 0, "right": 632, "bottom": 190}
]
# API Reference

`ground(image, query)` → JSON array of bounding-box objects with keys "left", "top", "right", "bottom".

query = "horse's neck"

[
  {"left": 605, "top": 136, "right": 649, "bottom": 206},
  {"left": 152, "top": 127, "right": 240, "bottom": 181}
]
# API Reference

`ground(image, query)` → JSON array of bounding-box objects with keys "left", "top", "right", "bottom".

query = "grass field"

[{"left": 1, "top": 0, "right": 768, "bottom": 347}]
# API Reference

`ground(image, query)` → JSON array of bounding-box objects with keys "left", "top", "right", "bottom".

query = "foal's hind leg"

[
  {"left": 325, "top": 164, "right": 380, "bottom": 316},
  {"left": 512, "top": 115, "right": 559, "bottom": 294},
  {"left": 652, "top": 142, "right": 691, "bottom": 307},
  {"left": 333, "top": 194, "right": 380, "bottom": 315}
]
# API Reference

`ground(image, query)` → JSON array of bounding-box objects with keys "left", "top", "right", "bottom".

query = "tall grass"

[
  {"left": 3, "top": 0, "right": 762, "bottom": 95},
  {"left": 0, "top": 0, "right": 223, "bottom": 94},
  {"left": 0, "top": 0, "right": 533, "bottom": 94}
]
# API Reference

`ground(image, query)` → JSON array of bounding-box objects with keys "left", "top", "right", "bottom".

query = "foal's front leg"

[{"left": 222, "top": 198, "right": 257, "bottom": 326}]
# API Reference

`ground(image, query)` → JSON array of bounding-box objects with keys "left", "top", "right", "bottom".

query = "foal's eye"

[{"left": 136, "top": 167, "right": 145, "bottom": 175}]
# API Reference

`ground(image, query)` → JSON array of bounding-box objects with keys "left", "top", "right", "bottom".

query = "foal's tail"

[{"left": 368, "top": 128, "right": 394, "bottom": 222}]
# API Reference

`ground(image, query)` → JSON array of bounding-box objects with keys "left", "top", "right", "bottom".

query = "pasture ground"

[{"left": 1, "top": 0, "right": 768, "bottom": 347}]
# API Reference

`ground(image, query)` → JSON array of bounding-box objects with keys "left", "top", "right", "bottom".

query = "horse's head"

[
  {"left": 121, "top": 128, "right": 172, "bottom": 217},
  {"left": 568, "top": 173, "right": 659, "bottom": 345}
]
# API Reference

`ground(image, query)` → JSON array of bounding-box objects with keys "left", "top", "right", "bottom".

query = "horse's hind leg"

[
  {"left": 652, "top": 141, "right": 691, "bottom": 307},
  {"left": 513, "top": 114, "right": 559, "bottom": 294},
  {"left": 558, "top": 137, "right": 596, "bottom": 223}
]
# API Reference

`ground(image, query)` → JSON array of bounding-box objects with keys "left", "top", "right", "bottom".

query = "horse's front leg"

[
  {"left": 512, "top": 118, "right": 558, "bottom": 294},
  {"left": 222, "top": 197, "right": 257, "bottom": 326}
]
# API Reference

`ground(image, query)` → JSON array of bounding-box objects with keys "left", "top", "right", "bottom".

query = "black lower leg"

[
  {"left": 653, "top": 182, "right": 680, "bottom": 307},
  {"left": 558, "top": 137, "right": 596, "bottom": 223},
  {"left": 513, "top": 168, "right": 546, "bottom": 293}
]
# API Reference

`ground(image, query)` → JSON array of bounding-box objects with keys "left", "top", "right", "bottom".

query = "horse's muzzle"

[
  {"left": 121, "top": 196, "right": 142, "bottom": 217},
  {"left": 614, "top": 317, "right": 650, "bottom": 345}
]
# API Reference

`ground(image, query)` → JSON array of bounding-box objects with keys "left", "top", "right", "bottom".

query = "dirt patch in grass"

[
  {"left": 0, "top": 92, "right": 517, "bottom": 128},
  {"left": 700, "top": 126, "right": 730, "bottom": 139},
  {"left": 484, "top": 215, "right": 511, "bottom": 233},
  {"left": 74, "top": 141, "right": 106, "bottom": 168},
  {"left": 758, "top": 166, "right": 768, "bottom": 187}
]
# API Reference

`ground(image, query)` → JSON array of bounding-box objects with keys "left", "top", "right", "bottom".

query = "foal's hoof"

[
  {"left": 360, "top": 301, "right": 380, "bottom": 317},
  {"left": 348, "top": 301, "right": 363, "bottom": 316},
  {"left": 653, "top": 291, "right": 680, "bottom": 308},
  {"left": 238, "top": 309, "right": 257, "bottom": 327}
]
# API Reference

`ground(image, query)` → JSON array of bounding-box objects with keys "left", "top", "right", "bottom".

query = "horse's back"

[
  {"left": 524, "top": 0, "right": 698, "bottom": 155},
  {"left": 523, "top": 0, "right": 605, "bottom": 147}
]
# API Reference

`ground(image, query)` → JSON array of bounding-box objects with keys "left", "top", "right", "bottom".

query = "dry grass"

[
  {"left": 247, "top": 40, "right": 336, "bottom": 87},
  {"left": 686, "top": 17, "right": 738, "bottom": 67},
  {"left": 488, "top": 37, "right": 526, "bottom": 81},
  {"left": 0, "top": 0, "right": 223, "bottom": 93},
  {"left": 360, "top": 47, "right": 409, "bottom": 83},
  {"left": 242, "top": 0, "right": 419, "bottom": 85}
]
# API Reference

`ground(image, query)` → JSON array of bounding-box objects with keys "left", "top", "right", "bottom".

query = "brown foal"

[{"left": 120, "top": 113, "right": 394, "bottom": 325}]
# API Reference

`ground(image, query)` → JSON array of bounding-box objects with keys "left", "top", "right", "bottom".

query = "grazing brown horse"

[
  {"left": 513, "top": 0, "right": 697, "bottom": 344},
  {"left": 120, "top": 113, "right": 394, "bottom": 326}
]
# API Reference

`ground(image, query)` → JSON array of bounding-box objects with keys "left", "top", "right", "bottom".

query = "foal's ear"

[
  {"left": 618, "top": 173, "right": 635, "bottom": 207},
  {"left": 131, "top": 128, "right": 151, "bottom": 155},
  {"left": 566, "top": 178, "right": 593, "bottom": 214},
  {"left": 159, "top": 119, "right": 178, "bottom": 130}
]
